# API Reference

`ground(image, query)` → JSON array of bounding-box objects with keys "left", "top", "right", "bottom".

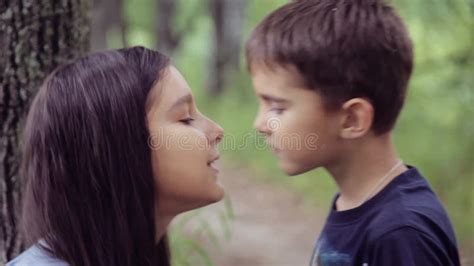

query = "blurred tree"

[
  {"left": 0, "top": 0, "right": 90, "bottom": 263},
  {"left": 207, "top": 0, "right": 247, "bottom": 96},
  {"left": 90, "top": 0, "right": 127, "bottom": 50},
  {"left": 155, "top": 0, "right": 199, "bottom": 55},
  {"left": 156, "top": 0, "right": 180, "bottom": 55}
]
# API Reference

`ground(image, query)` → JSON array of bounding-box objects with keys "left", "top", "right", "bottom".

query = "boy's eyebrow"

[
  {"left": 168, "top": 93, "right": 193, "bottom": 111},
  {"left": 259, "top": 94, "right": 288, "bottom": 103}
]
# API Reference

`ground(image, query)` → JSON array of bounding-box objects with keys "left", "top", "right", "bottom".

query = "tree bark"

[
  {"left": 207, "top": 0, "right": 246, "bottom": 96},
  {"left": 0, "top": 0, "right": 90, "bottom": 263}
]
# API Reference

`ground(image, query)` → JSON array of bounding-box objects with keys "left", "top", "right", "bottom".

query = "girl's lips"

[
  {"left": 208, "top": 161, "right": 220, "bottom": 176},
  {"left": 207, "top": 155, "right": 220, "bottom": 176},
  {"left": 209, "top": 155, "right": 220, "bottom": 163}
]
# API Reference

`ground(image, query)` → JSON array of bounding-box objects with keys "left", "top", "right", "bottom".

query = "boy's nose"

[{"left": 254, "top": 115, "right": 271, "bottom": 136}]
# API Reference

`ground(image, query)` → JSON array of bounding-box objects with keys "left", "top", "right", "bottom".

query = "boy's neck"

[{"left": 325, "top": 133, "right": 408, "bottom": 211}]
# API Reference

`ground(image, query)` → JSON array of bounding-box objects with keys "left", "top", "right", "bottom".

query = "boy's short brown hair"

[{"left": 246, "top": 0, "right": 413, "bottom": 134}]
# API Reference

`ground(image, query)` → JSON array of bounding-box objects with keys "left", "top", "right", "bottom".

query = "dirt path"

[{"left": 176, "top": 164, "right": 327, "bottom": 266}]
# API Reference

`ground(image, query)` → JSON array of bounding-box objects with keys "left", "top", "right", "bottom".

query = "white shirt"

[{"left": 6, "top": 240, "right": 68, "bottom": 266}]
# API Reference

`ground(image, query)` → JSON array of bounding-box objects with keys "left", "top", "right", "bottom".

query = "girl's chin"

[
  {"left": 165, "top": 189, "right": 225, "bottom": 215},
  {"left": 188, "top": 190, "right": 225, "bottom": 211},
  {"left": 195, "top": 180, "right": 225, "bottom": 207},
  {"left": 208, "top": 184, "right": 225, "bottom": 202}
]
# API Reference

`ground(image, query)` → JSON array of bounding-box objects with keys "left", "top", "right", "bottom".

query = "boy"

[{"left": 245, "top": 0, "right": 460, "bottom": 265}]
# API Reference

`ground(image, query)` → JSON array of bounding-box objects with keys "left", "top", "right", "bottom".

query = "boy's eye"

[
  {"left": 179, "top": 117, "right": 195, "bottom": 125},
  {"left": 270, "top": 107, "right": 285, "bottom": 115}
]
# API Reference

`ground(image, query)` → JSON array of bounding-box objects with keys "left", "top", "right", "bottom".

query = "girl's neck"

[{"left": 154, "top": 213, "right": 174, "bottom": 243}]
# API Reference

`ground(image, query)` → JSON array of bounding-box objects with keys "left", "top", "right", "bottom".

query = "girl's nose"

[
  {"left": 206, "top": 117, "right": 224, "bottom": 145},
  {"left": 213, "top": 124, "right": 224, "bottom": 145}
]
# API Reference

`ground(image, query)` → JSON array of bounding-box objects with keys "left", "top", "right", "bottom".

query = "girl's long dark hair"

[{"left": 20, "top": 46, "right": 171, "bottom": 266}]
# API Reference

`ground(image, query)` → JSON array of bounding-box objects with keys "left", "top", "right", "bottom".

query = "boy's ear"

[{"left": 339, "top": 98, "right": 374, "bottom": 139}]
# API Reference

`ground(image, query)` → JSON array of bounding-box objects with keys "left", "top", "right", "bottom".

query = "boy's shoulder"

[
  {"left": 363, "top": 171, "right": 460, "bottom": 265},
  {"left": 317, "top": 166, "right": 460, "bottom": 265},
  {"left": 365, "top": 166, "right": 454, "bottom": 241}
]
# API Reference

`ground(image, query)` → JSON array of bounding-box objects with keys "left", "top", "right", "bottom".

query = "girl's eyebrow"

[
  {"left": 259, "top": 93, "right": 288, "bottom": 103},
  {"left": 168, "top": 93, "right": 193, "bottom": 111}
]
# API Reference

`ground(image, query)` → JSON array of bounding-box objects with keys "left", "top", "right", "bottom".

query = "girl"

[{"left": 7, "top": 46, "right": 224, "bottom": 266}]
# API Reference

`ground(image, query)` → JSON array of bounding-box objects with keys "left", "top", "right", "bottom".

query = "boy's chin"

[{"left": 279, "top": 160, "right": 319, "bottom": 176}]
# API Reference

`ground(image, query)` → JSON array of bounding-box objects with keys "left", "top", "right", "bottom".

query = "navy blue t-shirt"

[{"left": 310, "top": 166, "right": 460, "bottom": 266}]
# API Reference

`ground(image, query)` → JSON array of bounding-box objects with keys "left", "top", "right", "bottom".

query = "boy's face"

[{"left": 251, "top": 64, "right": 342, "bottom": 176}]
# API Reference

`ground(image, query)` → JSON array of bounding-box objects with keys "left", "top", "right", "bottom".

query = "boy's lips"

[
  {"left": 267, "top": 141, "right": 282, "bottom": 154},
  {"left": 271, "top": 146, "right": 282, "bottom": 154}
]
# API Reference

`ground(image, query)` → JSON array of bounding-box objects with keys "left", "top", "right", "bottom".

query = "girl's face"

[{"left": 147, "top": 66, "right": 224, "bottom": 216}]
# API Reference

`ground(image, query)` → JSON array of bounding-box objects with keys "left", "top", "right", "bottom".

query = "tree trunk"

[
  {"left": 207, "top": 0, "right": 246, "bottom": 96},
  {"left": 156, "top": 0, "right": 201, "bottom": 56},
  {"left": 0, "top": 0, "right": 90, "bottom": 263},
  {"left": 90, "top": 0, "right": 127, "bottom": 51},
  {"left": 156, "top": 0, "right": 179, "bottom": 55}
]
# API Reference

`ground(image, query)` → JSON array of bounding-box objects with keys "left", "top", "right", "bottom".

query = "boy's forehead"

[{"left": 250, "top": 63, "right": 307, "bottom": 90}]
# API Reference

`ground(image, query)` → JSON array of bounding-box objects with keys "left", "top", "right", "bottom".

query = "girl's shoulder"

[{"left": 6, "top": 241, "right": 68, "bottom": 266}]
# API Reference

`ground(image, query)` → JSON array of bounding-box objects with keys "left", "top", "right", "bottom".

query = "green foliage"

[
  {"left": 170, "top": 197, "right": 234, "bottom": 266},
  {"left": 393, "top": 0, "right": 474, "bottom": 250}
]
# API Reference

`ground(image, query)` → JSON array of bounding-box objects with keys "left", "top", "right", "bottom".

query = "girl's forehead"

[{"left": 147, "top": 67, "right": 193, "bottom": 116}]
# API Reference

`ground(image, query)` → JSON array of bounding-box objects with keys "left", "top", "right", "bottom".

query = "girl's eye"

[
  {"left": 179, "top": 117, "right": 195, "bottom": 125},
  {"left": 270, "top": 107, "right": 285, "bottom": 115}
]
